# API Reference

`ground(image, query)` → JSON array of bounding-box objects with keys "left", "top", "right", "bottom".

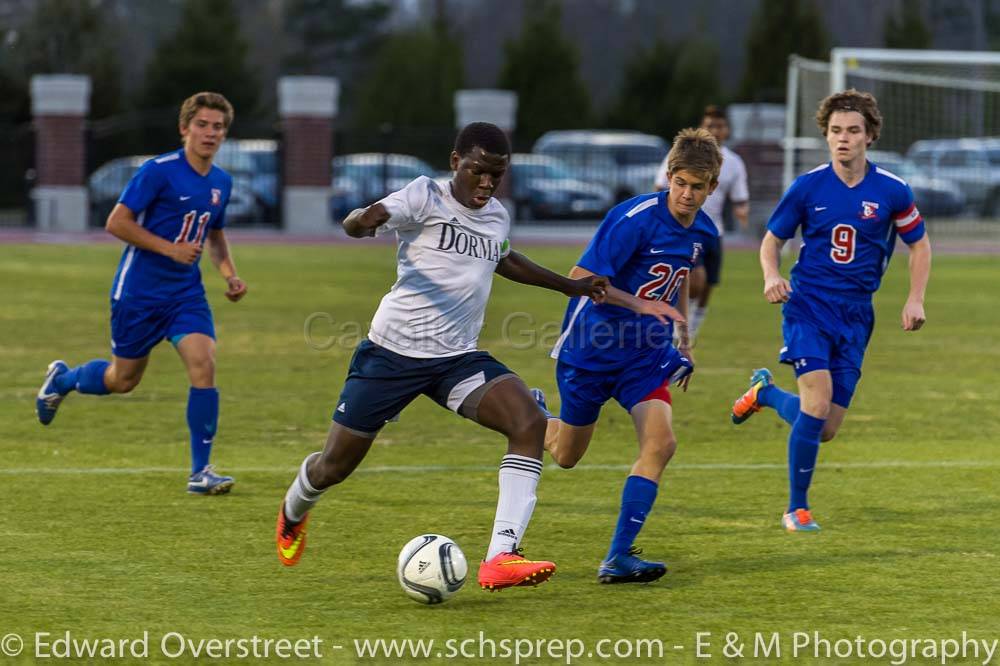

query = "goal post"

[{"left": 785, "top": 48, "right": 1000, "bottom": 232}]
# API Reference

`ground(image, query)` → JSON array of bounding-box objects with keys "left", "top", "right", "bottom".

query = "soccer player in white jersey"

[
  {"left": 276, "top": 122, "right": 609, "bottom": 591},
  {"left": 655, "top": 106, "right": 749, "bottom": 340}
]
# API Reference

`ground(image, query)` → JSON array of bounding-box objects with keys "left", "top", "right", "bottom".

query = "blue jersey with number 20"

[
  {"left": 110, "top": 149, "right": 232, "bottom": 305},
  {"left": 551, "top": 191, "right": 718, "bottom": 371}
]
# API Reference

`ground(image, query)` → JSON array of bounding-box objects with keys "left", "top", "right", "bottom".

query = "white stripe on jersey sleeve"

[
  {"left": 624, "top": 197, "right": 659, "bottom": 218},
  {"left": 875, "top": 166, "right": 907, "bottom": 185},
  {"left": 550, "top": 297, "right": 589, "bottom": 360}
]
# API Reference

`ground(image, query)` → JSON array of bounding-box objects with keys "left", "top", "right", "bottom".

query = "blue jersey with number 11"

[
  {"left": 551, "top": 191, "right": 718, "bottom": 371},
  {"left": 768, "top": 161, "right": 925, "bottom": 299},
  {"left": 110, "top": 149, "right": 232, "bottom": 305}
]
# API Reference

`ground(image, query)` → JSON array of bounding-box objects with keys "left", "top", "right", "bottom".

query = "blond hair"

[
  {"left": 667, "top": 127, "right": 722, "bottom": 183},
  {"left": 179, "top": 92, "right": 234, "bottom": 130}
]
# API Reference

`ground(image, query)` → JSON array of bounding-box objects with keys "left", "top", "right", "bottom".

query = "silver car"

[
  {"left": 88, "top": 155, "right": 262, "bottom": 226},
  {"left": 906, "top": 138, "right": 1000, "bottom": 215},
  {"left": 532, "top": 130, "right": 667, "bottom": 203},
  {"left": 510, "top": 153, "right": 613, "bottom": 220}
]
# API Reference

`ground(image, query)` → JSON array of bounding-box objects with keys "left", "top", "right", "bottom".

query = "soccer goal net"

[{"left": 786, "top": 48, "right": 1000, "bottom": 234}]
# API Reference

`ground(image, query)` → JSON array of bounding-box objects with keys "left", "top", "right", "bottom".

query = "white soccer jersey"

[
  {"left": 654, "top": 145, "right": 749, "bottom": 235},
  {"left": 367, "top": 176, "right": 511, "bottom": 359}
]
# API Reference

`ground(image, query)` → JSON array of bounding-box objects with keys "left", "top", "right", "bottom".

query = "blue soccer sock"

[
  {"left": 758, "top": 384, "right": 800, "bottom": 426},
  {"left": 787, "top": 412, "right": 825, "bottom": 512},
  {"left": 187, "top": 387, "right": 219, "bottom": 474},
  {"left": 55, "top": 359, "right": 111, "bottom": 395},
  {"left": 606, "top": 475, "right": 658, "bottom": 560}
]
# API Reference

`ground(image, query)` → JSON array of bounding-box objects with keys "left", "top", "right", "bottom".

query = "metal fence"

[{"left": 0, "top": 121, "right": 33, "bottom": 227}]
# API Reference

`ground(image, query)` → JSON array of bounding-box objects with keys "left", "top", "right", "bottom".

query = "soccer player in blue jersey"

[
  {"left": 35, "top": 92, "right": 247, "bottom": 495},
  {"left": 533, "top": 128, "right": 721, "bottom": 583},
  {"left": 730, "top": 89, "right": 931, "bottom": 532}
]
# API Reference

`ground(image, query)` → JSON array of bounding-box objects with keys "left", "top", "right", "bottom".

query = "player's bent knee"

[
  {"left": 108, "top": 374, "right": 141, "bottom": 394},
  {"left": 642, "top": 437, "right": 677, "bottom": 466},
  {"left": 551, "top": 446, "right": 584, "bottom": 469},
  {"left": 820, "top": 428, "right": 838, "bottom": 443},
  {"left": 311, "top": 455, "right": 354, "bottom": 488}
]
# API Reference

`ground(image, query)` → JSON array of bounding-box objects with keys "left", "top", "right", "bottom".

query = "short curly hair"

[
  {"left": 454, "top": 122, "right": 511, "bottom": 158},
  {"left": 815, "top": 89, "right": 882, "bottom": 144},
  {"left": 666, "top": 127, "right": 722, "bottom": 183}
]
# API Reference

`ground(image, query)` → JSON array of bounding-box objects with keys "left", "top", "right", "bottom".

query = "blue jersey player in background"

[
  {"left": 36, "top": 92, "right": 248, "bottom": 495},
  {"left": 730, "top": 90, "right": 932, "bottom": 532},
  {"left": 533, "top": 128, "right": 721, "bottom": 583}
]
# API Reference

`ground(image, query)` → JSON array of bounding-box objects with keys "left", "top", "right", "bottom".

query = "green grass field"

[{"left": 1, "top": 241, "right": 998, "bottom": 664}]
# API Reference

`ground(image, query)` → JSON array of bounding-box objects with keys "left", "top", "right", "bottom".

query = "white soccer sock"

[
  {"left": 486, "top": 454, "right": 543, "bottom": 560},
  {"left": 688, "top": 305, "right": 708, "bottom": 339},
  {"left": 284, "top": 452, "right": 324, "bottom": 522}
]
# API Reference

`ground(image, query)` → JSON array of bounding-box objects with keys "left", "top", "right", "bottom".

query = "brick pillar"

[
  {"left": 279, "top": 76, "right": 338, "bottom": 233},
  {"left": 31, "top": 75, "right": 91, "bottom": 231},
  {"left": 454, "top": 90, "right": 518, "bottom": 213}
]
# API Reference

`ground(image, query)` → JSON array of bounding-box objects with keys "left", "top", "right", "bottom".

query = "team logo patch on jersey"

[
  {"left": 691, "top": 242, "right": 703, "bottom": 263},
  {"left": 860, "top": 201, "right": 880, "bottom": 220},
  {"left": 211, "top": 188, "right": 222, "bottom": 206}
]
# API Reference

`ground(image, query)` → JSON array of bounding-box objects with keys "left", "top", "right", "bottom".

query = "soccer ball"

[{"left": 396, "top": 534, "right": 468, "bottom": 605}]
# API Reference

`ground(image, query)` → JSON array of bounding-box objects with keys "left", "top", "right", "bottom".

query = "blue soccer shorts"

[
  {"left": 555, "top": 345, "right": 693, "bottom": 427},
  {"left": 779, "top": 289, "right": 874, "bottom": 408},
  {"left": 110, "top": 297, "right": 215, "bottom": 359},
  {"left": 332, "top": 339, "right": 517, "bottom": 436}
]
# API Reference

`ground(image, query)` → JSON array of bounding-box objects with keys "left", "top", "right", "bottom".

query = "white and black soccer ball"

[{"left": 396, "top": 534, "right": 468, "bottom": 605}]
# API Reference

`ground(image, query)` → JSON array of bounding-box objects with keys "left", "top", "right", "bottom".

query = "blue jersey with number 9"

[
  {"left": 110, "top": 149, "right": 232, "bottom": 305},
  {"left": 767, "top": 161, "right": 925, "bottom": 300}
]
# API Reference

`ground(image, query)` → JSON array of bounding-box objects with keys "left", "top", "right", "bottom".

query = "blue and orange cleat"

[
  {"left": 530, "top": 388, "right": 553, "bottom": 419},
  {"left": 782, "top": 508, "right": 821, "bottom": 533},
  {"left": 598, "top": 546, "right": 667, "bottom": 584},
  {"left": 36, "top": 360, "right": 70, "bottom": 426},
  {"left": 731, "top": 368, "right": 773, "bottom": 424},
  {"left": 187, "top": 465, "right": 234, "bottom": 495},
  {"left": 276, "top": 501, "right": 309, "bottom": 566},
  {"left": 478, "top": 549, "right": 555, "bottom": 591}
]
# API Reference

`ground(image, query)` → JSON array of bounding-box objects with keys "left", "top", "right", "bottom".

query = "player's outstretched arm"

[
  {"left": 760, "top": 231, "right": 792, "bottom": 303},
  {"left": 342, "top": 204, "right": 390, "bottom": 238},
  {"left": 106, "top": 203, "right": 201, "bottom": 265},
  {"left": 568, "top": 266, "right": 685, "bottom": 326},
  {"left": 207, "top": 228, "right": 247, "bottom": 302},
  {"left": 902, "top": 234, "right": 931, "bottom": 331},
  {"left": 496, "top": 251, "right": 608, "bottom": 302}
]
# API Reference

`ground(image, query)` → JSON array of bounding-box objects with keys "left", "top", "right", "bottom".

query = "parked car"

[
  {"left": 329, "top": 153, "right": 442, "bottom": 220},
  {"left": 906, "top": 138, "right": 1000, "bottom": 215},
  {"left": 867, "top": 150, "right": 966, "bottom": 217},
  {"left": 215, "top": 139, "right": 279, "bottom": 220},
  {"left": 532, "top": 130, "right": 667, "bottom": 203},
  {"left": 88, "top": 154, "right": 262, "bottom": 226},
  {"left": 509, "top": 153, "right": 613, "bottom": 220}
]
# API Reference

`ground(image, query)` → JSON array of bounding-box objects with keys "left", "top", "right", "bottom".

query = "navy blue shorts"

[
  {"left": 332, "top": 340, "right": 516, "bottom": 435},
  {"left": 110, "top": 297, "right": 215, "bottom": 359},
  {"left": 779, "top": 289, "right": 874, "bottom": 408},
  {"left": 556, "top": 345, "right": 693, "bottom": 427}
]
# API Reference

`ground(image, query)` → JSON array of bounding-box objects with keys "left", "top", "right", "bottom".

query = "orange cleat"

[
  {"left": 276, "top": 502, "right": 309, "bottom": 566},
  {"left": 782, "top": 508, "right": 821, "bottom": 532},
  {"left": 731, "top": 368, "right": 774, "bottom": 424},
  {"left": 478, "top": 549, "right": 556, "bottom": 591}
]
